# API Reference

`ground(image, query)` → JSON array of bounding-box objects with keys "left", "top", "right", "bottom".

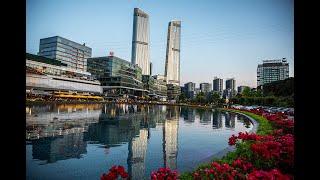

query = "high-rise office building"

[
  {"left": 165, "top": 21, "right": 181, "bottom": 85},
  {"left": 226, "top": 78, "right": 236, "bottom": 91},
  {"left": 225, "top": 78, "right": 236, "bottom": 98},
  {"left": 131, "top": 8, "right": 150, "bottom": 75},
  {"left": 257, "top": 58, "right": 289, "bottom": 86},
  {"left": 213, "top": 77, "right": 223, "bottom": 94},
  {"left": 184, "top": 82, "right": 196, "bottom": 99},
  {"left": 38, "top": 36, "right": 92, "bottom": 72},
  {"left": 200, "top": 83, "right": 212, "bottom": 93}
]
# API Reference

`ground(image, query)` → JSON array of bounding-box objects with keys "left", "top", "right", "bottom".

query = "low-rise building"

[
  {"left": 87, "top": 54, "right": 146, "bottom": 98},
  {"left": 26, "top": 53, "right": 102, "bottom": 96}
]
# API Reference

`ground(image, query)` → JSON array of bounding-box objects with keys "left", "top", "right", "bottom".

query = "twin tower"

[{"left": 131, "top": 8, "right": 181, "bottom": 86}]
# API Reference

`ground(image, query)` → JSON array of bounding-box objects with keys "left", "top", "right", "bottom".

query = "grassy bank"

[{"left": 179, "top": 108, "right": 274, "bottom": 179}]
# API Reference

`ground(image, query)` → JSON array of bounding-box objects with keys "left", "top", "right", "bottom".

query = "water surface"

[{"left": 26, "top": 103, "right": 252, "bottom": 180}]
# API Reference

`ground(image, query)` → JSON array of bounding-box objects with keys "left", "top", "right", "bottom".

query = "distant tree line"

[
  {"left": 178, "top": 91, "right": 224, "bottom": 106},
  {"left": 230, "top": 78, "right": 294, "bottom": 107}
]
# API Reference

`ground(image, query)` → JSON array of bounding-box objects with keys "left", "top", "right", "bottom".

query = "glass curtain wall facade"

[
  {"left": 131, "top": 8, "right": 150, "bottom": 75},
  {"left": 87, "top": 56, "right": 145, "bottom": 98},
  {"left": 38, "top": 36, "right": 92, "bottom": 72},
  {"left": 165, "top": 21, "right": 181, "bottom": 85},
  {"left": 257, "top": 58, "right": 289, "bottom": 86}
]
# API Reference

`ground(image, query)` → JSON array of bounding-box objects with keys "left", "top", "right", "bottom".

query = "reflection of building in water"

[
  {"left": 31, "top": 132, "right": 86, "bottom": 163},
  {"left": 127, "top": 129, "right": 148, "bottom": 180},
  {"left": 199, "top": 110, "right": 212, "bottom": 124},
  {"left": 84, "top": 115, "right": 141, "bottom": 147},
  {"left": 237, "top": 115, "right": 251, "bottom": 128},
  {"left": 163, "top": 106, "right": 179, "bottom": 170},
  {"left": 212, "top": 111, "right": 223, "bottom": 129},
  {"left": 26, "top": 104, "right": 101, "bottom": 139},
  {"left": 224, "top": 112, "right": 236, "bottom": 129},
  {"left": 181, "top": 107, "right": 195, "bottom": 123}
]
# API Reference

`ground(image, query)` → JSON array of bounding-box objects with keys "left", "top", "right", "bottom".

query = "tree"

[
  {"left": 195, "top": 92, "right": 205, "bottom": 104},
  {"left": 178, "top": 93, "right": 187, "bottom": 102},
  {"left": 242, "top": 87, "right": 251, "bottom": 97}
]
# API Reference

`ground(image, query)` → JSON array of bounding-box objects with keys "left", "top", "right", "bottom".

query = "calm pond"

[{"left": 26, "top": 103, "right": 253, "bottom": 180}]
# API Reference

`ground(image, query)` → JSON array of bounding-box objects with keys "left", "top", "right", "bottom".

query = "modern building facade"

[
  {"left": 225, "top": 78, "right": 236, "bottom": 99},
  {"left": 165, "top": 21, "right": 181, "bottom": 85},
  {"left": 257, "top": 58, "right": 289, "bottom": 86},
  {"left": 184, "top": 82, "right": 196, "bottom": 99},
  {"left": 131, "top": 8, "right": 150, "bottom": 75},
  {"left": 200, "top": 83, "right": 212, "bottom": 93},
  {"left": 26, "top": 53, "right": 102, "bottom": 95},
  {"left": 226, "top": 78, "right": 236, "bottom": 91},
  {"left": 153, "top": 75, "right": 168, "bottom": 101},
  {"left": 87, "top": 55, "right": 146, "bottom": 98},
  {"left": 213, "top": 77, "right": 223, "bottom": 94},
  {"left": 38, "top": 36, "right": 92, "bottom": 72},
  {"left": 167, "top": 84, "right": 181, "bottom": 101}
]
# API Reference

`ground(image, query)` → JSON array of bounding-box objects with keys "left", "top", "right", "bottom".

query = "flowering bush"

[
  {"left": 248, "top": 169, "right": 292, "bottom": 180},
  {"left": 104, "top": 107, "right": 294, "bottom": 179},
  {"left": 100, "top": 165, "right": 128, "bottom": 180},
  {"left": 151, "top": 167, "right": 178, "bottom": 180}
]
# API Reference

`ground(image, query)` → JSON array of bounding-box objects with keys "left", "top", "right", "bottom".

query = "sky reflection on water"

[{"left": 26, "top": 103, "right": 252, "bottom": 180}]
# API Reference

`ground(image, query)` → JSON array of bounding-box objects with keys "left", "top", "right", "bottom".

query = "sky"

[{"left": 26, "top": 0, "right": 294, "bottom": 88}]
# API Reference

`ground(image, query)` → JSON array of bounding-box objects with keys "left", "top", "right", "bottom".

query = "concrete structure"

[
  {"left": 131, "top": 8, "right": 150, "bottom": 75},
  {"left": 200, "top": 83, "right": 212, "bottom": 93},
  {"left": 226, "top": 78, "right": 236, "bottom": 91},
  {"left": 38, "top": 36, "right": 92, "bottom": 72},
  {"left": 225, "top": 78, "right": 236, "bottom": 99},
  {"left": 184, "top": 82, "right": 196, "bottom": 99},
  {"left": 165, "top": 21, "right": 181, "bottom": 85},
  {"left": 167, "top": 84, "right": 181, "bottom": 101},
  {"left": 257, "top": 58, "right": 289, "bottom": 86},
  {"left": 213, "top": 77, "right": 223, "bottom": 94},
  {"left": 153, "top": 75, "right": 168, "bottom": 101},
  {"left": 26, "top": 53, "right": 102, "bottom": 95}
]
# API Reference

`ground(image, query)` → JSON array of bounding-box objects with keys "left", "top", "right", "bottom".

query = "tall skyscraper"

[
  {"left": 257, "top": 58, "right": 289, "bottom": 86},
  {"left": 165, "top": 21, "right": 181, "bottom": 85},
  {"left": 38, "top": 36, "right": 92, "bottom": 72},
  {"left": 131, "top": 8, "right": 150, "bottom": 75},
  {"left": 213, "top": 77, "right": 223, "bottom": 94}
]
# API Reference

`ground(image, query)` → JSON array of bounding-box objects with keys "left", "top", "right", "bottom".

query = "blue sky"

[{"left": 26, "top": 0, "right": 294, "bottom": 88}]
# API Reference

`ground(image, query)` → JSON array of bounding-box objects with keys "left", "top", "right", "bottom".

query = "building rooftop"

[{"left": 26, "top": 53, "right": 67, "bottom": 66}]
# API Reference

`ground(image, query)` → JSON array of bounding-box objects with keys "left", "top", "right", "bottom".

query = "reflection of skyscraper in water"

[
  {"left": 212, "top": 111, "right": 223, "bottom": 129},
  {"left": 163, "top": 106, "right": 179, "bottom": 170},
  {"left": 127, "top": 129, "right": 148, "bottom": 180},
  {"left": 182, "top": 108, "right": 195, "bottom": 123},
  {"left": 31, "top": 133, "right": 87, "bottom": 163},
  {"left": 224, "top": 112, "right": 236, "bottom": 129},
  {"left": 200, "top": 110, "right": 212, "bottom": 125}
]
